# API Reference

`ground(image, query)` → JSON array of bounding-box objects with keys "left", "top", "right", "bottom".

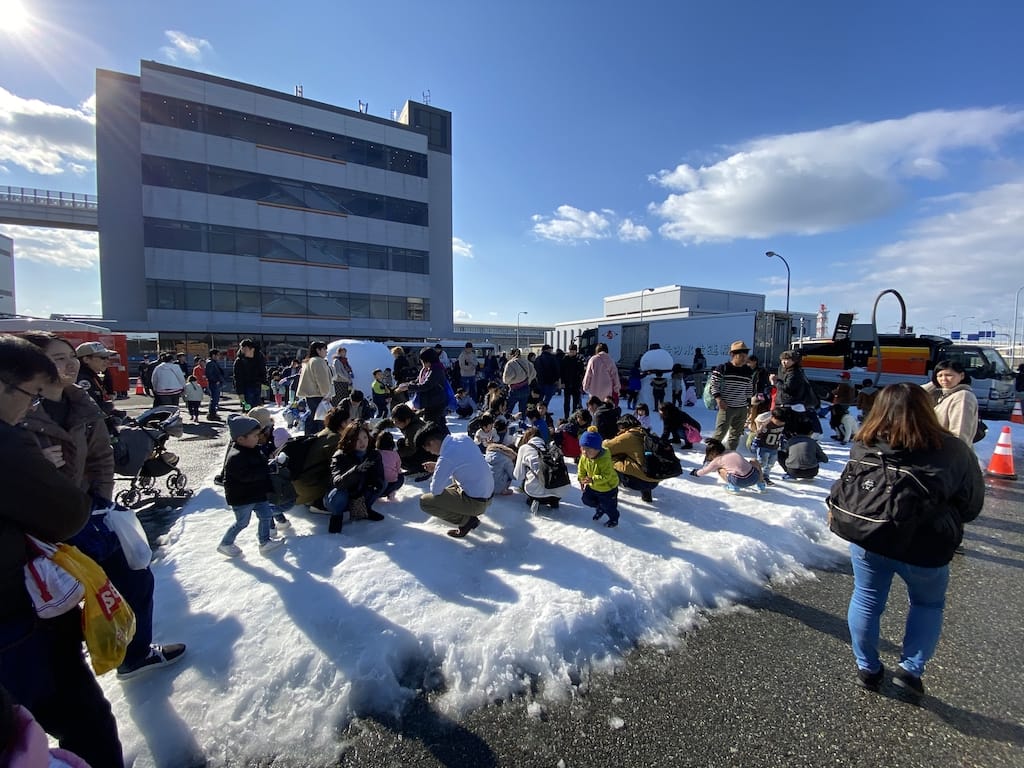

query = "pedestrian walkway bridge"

[{"left": 0, "top": 186, "right": 98, "bottom": 232}]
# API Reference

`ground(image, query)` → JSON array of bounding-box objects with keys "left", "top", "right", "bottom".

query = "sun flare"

[{"left": 0, "top": 0, "right": 31, "bottom": 33}]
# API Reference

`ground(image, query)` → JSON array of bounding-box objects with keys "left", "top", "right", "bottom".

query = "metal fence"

[{"left": 0, "top": 186, "right": 97, "bottom": 209}]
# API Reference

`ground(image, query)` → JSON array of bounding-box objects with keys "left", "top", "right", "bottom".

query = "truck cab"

[{"left": 937, "top": 344, "right": 1015, "bottom": 416}]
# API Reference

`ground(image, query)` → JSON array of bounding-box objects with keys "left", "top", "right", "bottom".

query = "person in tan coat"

[
  {"left": 297, "top": 341, "right": 334, "bottom": 435},
  {"left": 602, "top": 415, "right": 659, "bottom": 502},
  {"left": 922, "top": 361, "right": 979, "bottom": 448}
]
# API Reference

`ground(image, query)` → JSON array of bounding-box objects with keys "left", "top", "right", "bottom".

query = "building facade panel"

[{"left": 99, "top": 62, "right": 451, "bottom": 337}]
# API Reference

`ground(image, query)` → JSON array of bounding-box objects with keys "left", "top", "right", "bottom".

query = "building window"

[
  {"left": 143, "top": 218, "right": 429, "bottom": 275},
  {"left": 139, "top": 92, "right": 429, "bottom": 178},
  {"left": 146, "top": 279, "right": 429, "bottom": 322}
]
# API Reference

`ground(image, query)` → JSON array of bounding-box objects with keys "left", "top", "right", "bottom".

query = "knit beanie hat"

[
  {"left": 247, "top": 406, "right": 273, "bottom": 430},
  {"left": 579, "top": 426, "right": 603, "bottom": 451},
  {"left": 228, "top": 413, "right": 261, "bottom": 441},
  {"left": 272, "top": 427, "right": 291, "bottom": 449}
]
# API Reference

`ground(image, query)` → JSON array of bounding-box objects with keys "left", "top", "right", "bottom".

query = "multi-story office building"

[
  {"left": 96, "top": 61, "right": 452, "bottom": 358},
  {"left": 0, "top": 234, "right": 14, "bottom": 316}
]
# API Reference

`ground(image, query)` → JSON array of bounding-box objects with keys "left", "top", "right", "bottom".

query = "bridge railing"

[{"left": 0, "top": 186, "right": 97, "bottom": 210}]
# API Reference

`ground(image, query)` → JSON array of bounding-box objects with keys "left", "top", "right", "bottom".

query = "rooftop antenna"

[
  {"left": 295, "top": 85, "right": 303, "bottom": 97},
  {"left": 358, "top": 100, "right": 369, "bottom": 114},
  {"left": 422, "top": 89, "right": 431, "bottom": 105},
  {"left": 390, "top": 108, "right": 399, "bottom": 121}
]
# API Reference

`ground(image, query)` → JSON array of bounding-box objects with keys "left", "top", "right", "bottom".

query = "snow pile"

[{"left": 98, "top": 400, "right": 1020, "bottom": 766}]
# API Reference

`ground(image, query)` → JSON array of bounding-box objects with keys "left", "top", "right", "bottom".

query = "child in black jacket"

[{"left": 217, "top": 414, "right": 285, "bottom": 557}]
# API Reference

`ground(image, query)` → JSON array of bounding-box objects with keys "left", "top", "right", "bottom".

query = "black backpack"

[
  {"left": 277, "top": 434, "right": 321, "bottom": 475},
  {"left": 538, "top": 443, "right": 571, "bottom": 490},
  {"left": 826, "top": 450, "right": 932, "bottom": 560},
  {"left": 641, "top": 431, "right": 683, "bottom": 480}
]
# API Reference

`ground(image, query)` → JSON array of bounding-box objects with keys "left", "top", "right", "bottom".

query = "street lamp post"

[
  {"left": 516, "top": 311, "right": 528, "bottom": 350},
  {"left": 1012, "top": 285, "right": 1024, "bottom": 367},
  {"left": 765, "top": 251, "right": 791, "bottom": 314},
  {"left": 638, "top": 287, "right": 654, "bottom": 323}
]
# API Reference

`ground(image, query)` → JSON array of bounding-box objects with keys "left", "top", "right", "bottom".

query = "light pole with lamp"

[
  {"left": 516, "top": 311, "right": 528, "bottom": 350},
  {"left": 940, "top": 314, "right": 958, "bottom": 335},
  {"left": 638, "top": 287, "right": 654, "bottom": 323},
  {"left": 961, "top": 316, "right": 976, "bottom": 339},
  {"left": 1012, "top": 285, "right": 1024, "bottom": 367},
  {"left": 765, "top": 251, "right": 791, "bottom": 314}
]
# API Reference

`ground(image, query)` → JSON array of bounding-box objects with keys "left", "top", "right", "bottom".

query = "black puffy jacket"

[
  {"left": 223, "top": 443, "right": 272, "bottom": 506},
  {"left": 845, "top": 436, "right": 984, "bottom": 567}
]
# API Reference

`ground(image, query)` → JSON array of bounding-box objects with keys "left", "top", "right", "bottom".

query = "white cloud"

[
  {"left": 531, "top": 205, "right": 651, "bottom": 244},
  {"left": 160, "top": 30, "right": 213, "bottom": 63},
  {"left": 649, "top": 108, "right": 1024, "bottom": 243},
  {"left": 618, "top": 219, "right": 651, "bottom": 242},
  {"left": 452, "top": 236, "right": 474, "bottom": 258},
  {"left": 0, "top": 88, "right": 95, "bottom": 175},
  {"left": 453, "top": 309, "right": 472, "bottom": 321},
  {"left": 0, "top": 225, "right": 98, "bottom": 269},
  {"left": 793, "top": 180, "right": 1024, "bottom": 334}
]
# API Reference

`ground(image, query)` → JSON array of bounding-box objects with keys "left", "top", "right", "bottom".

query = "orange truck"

[{"left": 0, "top": 318, "right": 130, "bottom": 394}]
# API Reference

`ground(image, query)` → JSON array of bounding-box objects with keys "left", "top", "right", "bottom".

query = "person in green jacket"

[{"left": 577, "top": 426, "right": 620, "bottom": 528}]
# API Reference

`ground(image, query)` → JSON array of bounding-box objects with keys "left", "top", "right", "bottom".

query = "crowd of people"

[{"left": 0, "top": 329, "right": 999, "bottom": 762}]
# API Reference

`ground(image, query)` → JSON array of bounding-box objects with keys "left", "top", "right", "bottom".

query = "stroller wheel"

[
  {"left": 167, "top": 471, "right": 189, "bottom": 495},
  {"left": 116, "top": 488, "right": 141, "bottom": 508},
  {"left": 137, "top": 473, "right": 155, "bottom": 490}
]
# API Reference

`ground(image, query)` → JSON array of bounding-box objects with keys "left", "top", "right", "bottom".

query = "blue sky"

[{"left": 2, "top": 0, "right": 1023, "bottom": 341}]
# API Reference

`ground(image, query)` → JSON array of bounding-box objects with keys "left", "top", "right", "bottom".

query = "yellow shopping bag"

[{"left": 51, "top": 543, "right": 137, "bottom": 675}]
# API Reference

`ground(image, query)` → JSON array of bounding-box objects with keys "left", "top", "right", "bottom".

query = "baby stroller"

[{"left": 113, "top": 406, "right": 192, "bottom": 508}]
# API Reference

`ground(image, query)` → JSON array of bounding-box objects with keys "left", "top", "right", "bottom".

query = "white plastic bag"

[
  {"left": 314, "top": 398, "right": 332, "bottom": 421},
  {"left": 103, "top": 507, "right": 152, "bottom": 570},
  {"left": 23, "top": 536, "right": 84, "bottom": 618}
]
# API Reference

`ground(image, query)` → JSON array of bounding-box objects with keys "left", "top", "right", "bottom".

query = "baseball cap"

[{"left": 75, "top": 341, "right": 116, "bottom": 358}]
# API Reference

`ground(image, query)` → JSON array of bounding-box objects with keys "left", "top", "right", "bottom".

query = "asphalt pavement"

[{"left": 117, "top": 393, "right": 1024, "bottom": 767}]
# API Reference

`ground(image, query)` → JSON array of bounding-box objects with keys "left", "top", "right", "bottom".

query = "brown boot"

[{"left": 446, "top": 517, "right": 480, "bottom": 538}]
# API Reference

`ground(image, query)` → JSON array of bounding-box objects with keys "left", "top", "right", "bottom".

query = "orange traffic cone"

[
  {"left": 134, "top": 377, "right": 145, "bottom": 395},
  {"left": 985, "top": 426, "right": 1017, "bottom": 480},
  {"left": 1011, "top": 400, "right": 1023, "bottom": 426}
]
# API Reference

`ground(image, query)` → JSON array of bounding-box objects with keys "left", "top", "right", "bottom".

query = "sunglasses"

[{"left": 5, "top": 382, "right": 43, "bottom": 408}]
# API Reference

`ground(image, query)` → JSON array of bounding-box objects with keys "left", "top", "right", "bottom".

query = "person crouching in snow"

[
  {"left": 417, "top": 421, "right": 494, "bottom": 539},
  {"left": 577, "top": 426, "right": 620, "bottom": 527},
  {"left": 690, "top": 438, "right": 766, "bottom": 492},
  {"left": 513, "top": 427, "right": 569, "bottom": 513},
  {"left": 602, "top": 414, "right": 659, "bottom": 503},
  {"left": 324, "top": 421, "right": 386, "bottom": 534}
]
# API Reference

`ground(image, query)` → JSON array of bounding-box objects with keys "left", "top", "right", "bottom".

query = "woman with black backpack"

[{"left": 828, "top": 383, "right": 984, "bottom": 697}]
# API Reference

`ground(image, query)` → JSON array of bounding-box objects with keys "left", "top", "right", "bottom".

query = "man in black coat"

[
  {"left": 533, "top": 345, "right": 560, "bottom": 407},
  {"left": 559, "top": 344, "right": 585, "bottom": 420}
]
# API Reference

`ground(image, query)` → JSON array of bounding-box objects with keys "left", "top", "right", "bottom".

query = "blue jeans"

[
  {"left": 754, "top": 447, "right": 778, "bottom": 478},
  {"left": 461, "top": 376, "right": 477, "bottom": 399},
  {"left": 222, "top": 502, "right": 275, "bottom": 546},
  {"left": 846, "top": 543, "right": 950, "bottom": 676},
  {"left": 208, "top": 381, "right": 222, "bottom": 415},
  {"left": 581, "top": 485, "right": 619, "bottom": 523},
  {"left": 242, "top": 385, "right": 261, "bottom": 410},
  {"left": 507, "top": 385, "right": 529, "bottom": 418},
  {"left": 325, "top": 485, "right": 378, "bottom": 516}
]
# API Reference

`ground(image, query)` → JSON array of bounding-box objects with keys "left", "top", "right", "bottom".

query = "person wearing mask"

[
  {"left": 74, "top": 342, "right": 123, "bottom": 425},
  {"left": 833, "top": 383, "right": 984, "bottom": 695},
  {"left": 331, "top": 347, "right": 354, "bottom": 407},
  {"left": 0, "top": 334, "right": 125, "bottom": 767}
]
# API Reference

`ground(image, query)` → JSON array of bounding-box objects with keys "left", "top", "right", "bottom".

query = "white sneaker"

[
  {"left": 217, "top": 543, "right": 241, "bottom": 557},
  {"left": 530, "top": 500, "right": 540, "bottom": 514},
  {"left": 259, "top": 538, "right": 285, "bottom": 555}
]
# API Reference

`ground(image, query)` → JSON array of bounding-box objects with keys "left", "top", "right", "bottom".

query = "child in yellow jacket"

[{"left": 577, "top": 426, "right": 620, "bottom": 527}]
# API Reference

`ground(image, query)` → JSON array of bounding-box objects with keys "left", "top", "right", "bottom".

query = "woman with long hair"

[
  {"left": 922, "top": 360, "right": 979, "bottom": 447},
  {"left": 324, "top": 420, "right": 386, "bottom": 534},
  {"left": 836, "top": 383, "right": 984, "bottom": 696}
]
